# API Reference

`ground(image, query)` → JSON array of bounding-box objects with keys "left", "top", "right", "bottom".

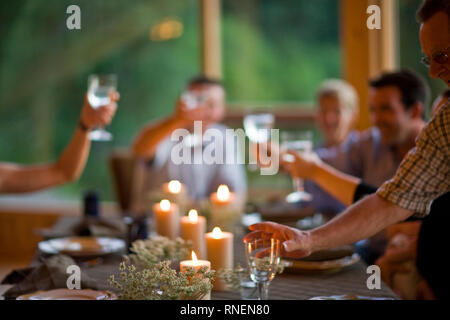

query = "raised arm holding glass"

[{"left": 0, "top": 91, "right": 118, "bottom": 193}]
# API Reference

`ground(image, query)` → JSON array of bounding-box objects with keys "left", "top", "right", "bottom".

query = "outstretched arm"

[
  {"left": 309, "top": 194, "right": 413, "bottom": 251},
  {"left": 132, "top": 115, "right": 189, "bottom": 159},
  {"left": 0, "top": 93, "right": 118, "bottom": 193},
  {"left": 245, "top": 194, "right": 413, "bottom": 258},
  {"left": 132, "top": 98, "right": 211, "bottom": 159},
  {"left": 281, "top": 150, "right": 361, "bottom": 206}
]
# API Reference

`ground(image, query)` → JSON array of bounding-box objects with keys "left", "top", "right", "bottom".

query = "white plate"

[
  {"left": 17, "top": 289, "right": 117, "bottom": 300},
  {"left": 309, "top": 294, "right": 394, "bottom": 300},
  {"left": 38, "top": 236, "right": 125, "bottom": 257},
  {"left": 284, "top": 253, "right": 360, "bottom": 273}
]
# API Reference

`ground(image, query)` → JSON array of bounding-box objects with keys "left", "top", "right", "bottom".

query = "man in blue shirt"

[
  {"left": 132, "top": 76, "right": 247, "bottom": 205},
  {"left": 307, "top": 70, "right": 429, "bottom": 218}
]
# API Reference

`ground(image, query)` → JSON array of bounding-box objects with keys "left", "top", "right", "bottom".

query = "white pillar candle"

[
  {"left": 180, "top": 209, "right": 207, "bottom": 259},
  {"left": 152, "top": 199, "right": 179, "bottom": 239},
  {"left": 209, "top": 185, "right": 241, "bottom": 232},
  {"left": 161, "top": 180, "right": 189, "bottom": 214},
  {"left": 166, "top": 180, "right": 182, "bottom": 194},
  {"left": 210, "top": 184, "right": 233, "bottom": 205},
  {"left": 205, "top": 227, "right": 233, "bottom": 291},
  {"left": 180, "top": 251, "right": 211, "bottom": 300}
]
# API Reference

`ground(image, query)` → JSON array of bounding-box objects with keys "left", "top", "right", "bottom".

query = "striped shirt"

[{"left": 377, "top": 100, "right": 450, "bottom": 217}]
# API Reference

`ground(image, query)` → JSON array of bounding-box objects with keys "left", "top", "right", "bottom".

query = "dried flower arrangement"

[
  {"left": 127, "top": 236, "right": 192, "bottom": 265},
  {"left": 217, "top": 264, "right": 247, "bottom": 291},
  {"left": 109, "top": 236, "right": 215, "bottom": 300}
]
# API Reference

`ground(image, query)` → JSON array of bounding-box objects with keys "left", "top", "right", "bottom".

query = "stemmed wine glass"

[
  {"left": 179, "top": 90, "right": 210, "bottom": 148},
  {"left": 243, "top": 113, "right": 275, "bottom": 171},
  {"left": 181, "top": 90, "right": 208, "bottom": 110},
  {"left": 87, "top": 74, "right": 117, "bottom": 141},
  {"left": 244, "top": 237, "right": 280, "bottom": 300},
  {"left": 280, "top": 131, "right": 313, "bottom": 203}
]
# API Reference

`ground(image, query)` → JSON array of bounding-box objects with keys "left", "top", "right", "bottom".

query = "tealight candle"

[
  {"left": 161, "top": 180, "right": 189, "bottom": 215},
  {"left": 180, "top": 251, "right": 211, "bottom": 300},
  {"left": 180, "top": 209, "right": 207, "bottom": 259},
  {"left": 205, "top": 227, "right": 233, "bottom": 291},
  {"left": 209, "top": 185, "right": 241, "bottom": 232},
  {"left": 152, "top": 199, "right": 180, "bottom": 239}
]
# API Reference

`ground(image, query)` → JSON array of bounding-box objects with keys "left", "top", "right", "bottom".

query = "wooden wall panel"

[
  {"left": 0, "top": 211, "right": 60, "bottom": 261},
  {"left": 200, "top": 0, "right": 222, "bottom": 79},
  {"left": 340, "top": 0, "right": 398, "bottom": 131}
]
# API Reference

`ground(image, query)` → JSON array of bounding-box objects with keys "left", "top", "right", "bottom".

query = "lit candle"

[
  {"left": 209, "top": 185, "right": 241, "bottom": 232},
  {"left": 166, "top": 180, "right": 182, "bottom": 194},
  {"left": 210, "top": 185, "right": 233, "bottom": 205},
  {"left": 205, "top": 227, "right": 233, "bottom": 291},
  {"left": 162, "top": 180, "right": 189, "bottom": 214},
  {"left": 180, "top": 251, "right": 212, "bottom": 300},
  {"left": 152, "top": 199, "right": 180, "bottom": 239},
  {"left": 180, "top": 209, "right": 207, "bottom": 259}
]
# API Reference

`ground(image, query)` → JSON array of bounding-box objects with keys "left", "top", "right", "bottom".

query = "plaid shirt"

[{"left": 377, "top": 100, "right": 450, "bottom": 217}]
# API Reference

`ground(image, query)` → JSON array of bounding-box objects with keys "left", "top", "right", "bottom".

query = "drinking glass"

[
  {"left": 280, "top": 131, "right": 313, "bottom": 203},
  {"left": 239, "top": 276, "right": 258, "bottom": 300},
  {"left": 244, "top": 237, "right": 280, "bottom": 300},
  {"left": 243, "top": 113, "right": 274, "bottom": 143},
  {"left": 180, "top": 91, "right": 208, "bottom": 110},
  {"left": 87, "top": 74, "right": 117, "bottom": 141},
  {"left": 179, "top": 90, "right": 210, "bottom": 148},
  {"left": 243, "top": 113, "right": 275, "bottom": 171}
]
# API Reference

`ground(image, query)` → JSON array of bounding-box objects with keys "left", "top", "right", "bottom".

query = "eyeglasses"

[{"left": 421, "top": 46, "right": 450, "bottom": 67}]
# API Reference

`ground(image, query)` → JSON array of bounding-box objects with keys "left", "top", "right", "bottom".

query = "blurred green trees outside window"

[{"left": 0, "top": 0, "right": 441, "bottom": 201}]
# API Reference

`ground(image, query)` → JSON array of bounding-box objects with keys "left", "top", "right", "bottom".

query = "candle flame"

[
  {"left": 188, "top": 209, "right": 198, "bottom": 222},
  {"left": 191, "top": 251, "right": 198, "bottom": 262},
  {"left": 212, "top": 227, "right": 223, "bottom": 238},
  {"left": 217, "top": 185, "right": 230, "bottom": 201},
  {"left": 168, "top": 180, "right": 181, "bottom": 193},
  {"left": 160, "top": 199, "right": 171, "bottom": 211}
]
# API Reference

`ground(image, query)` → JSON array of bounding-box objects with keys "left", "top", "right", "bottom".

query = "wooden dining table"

[{"left": 1, "top": 216, "right": 398, "bottom": 300}]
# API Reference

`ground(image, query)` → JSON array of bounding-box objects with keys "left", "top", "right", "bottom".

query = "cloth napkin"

[{"left": 1, "top": 254, "right": 98, "bottom": 299}]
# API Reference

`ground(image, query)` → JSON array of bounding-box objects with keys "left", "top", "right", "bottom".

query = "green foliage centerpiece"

[{"left": 109, "top": 236, "right": 215, "bottom": 300}]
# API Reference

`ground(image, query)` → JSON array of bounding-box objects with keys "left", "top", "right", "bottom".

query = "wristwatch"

[{"left": 78, "top": 120, "right": 92, "bottom": 132}]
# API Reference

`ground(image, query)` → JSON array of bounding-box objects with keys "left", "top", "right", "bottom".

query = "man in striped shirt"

[{"left": 245, "top": 0, "right": 450, "bottom": 261}]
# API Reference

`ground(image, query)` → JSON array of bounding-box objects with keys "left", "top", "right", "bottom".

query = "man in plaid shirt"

[{"left": 245, "top": 0, "right": 450, "bottom": 260}]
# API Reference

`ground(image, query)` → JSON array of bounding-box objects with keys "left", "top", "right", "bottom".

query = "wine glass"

[
  {"left": 280, "top": 131, "right": 313, "bottom": 203},
  {"left": 87, "top": 74, "right": 117, "bottom": 141},
  {"left": 180, "top": 90, "right": 210, "bottom": 148},
  {"left": 244, "top": 237, "right": 280, "bottom": 300},
  {"left": 181, "top": 91, "right": 208, "bottom": 110},
  {"left": 243, "top": 113, "right": 274, "bottom": 143},
  {"left": 243, "top": 113, "right": 275, "bottom": 171}
]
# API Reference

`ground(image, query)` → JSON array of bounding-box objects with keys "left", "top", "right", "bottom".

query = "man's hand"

[
  {"left": 80, "top": 91, "right": 119, "bottom": 129},
  {"left": 280, "top": 150, "right": 322, "bottom": 180},
  {"left": 249, "top": 141, "right": 278, "bottom": 169},
  {"left": 375, "top": 234, "right": 418, "bottom": 287},
  {"left": 386, "top": 221, "right": 421, "bottom": 240},
  {"left": 376, "top": 221, "right": 421, "bottom": 287},
  {"left": 244, "top": 221, "right": 313, "bottom": 259},
  {"left": 417, "top": 279, "right": 436, "bottom": 300}
]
